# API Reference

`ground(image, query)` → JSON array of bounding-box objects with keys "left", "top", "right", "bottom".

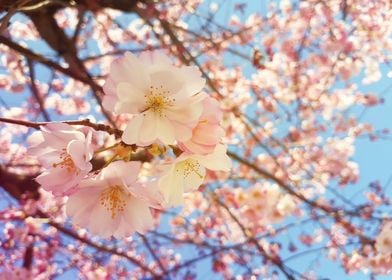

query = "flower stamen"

[
  {"left": 143, "top": 85, "right": 175, "bottom": 117},
  {"left": 176, "top": 159, "right": 204, "bottom": 179},
  {"left": 100, "top": 185, "right": 129, "bottom": 219},
  {"left": 52, "top": 149, "right": 77, "bottom": 173}
]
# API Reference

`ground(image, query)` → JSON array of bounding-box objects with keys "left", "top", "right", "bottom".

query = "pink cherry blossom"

[
  {"left": 103, "top": 51, "right": 206, "bottom": 146},
  {"left": 0, "top": 0, "right": 391, "bottom": 278},
  {"left": 28, "top": 123, "right": 93, "bottom": 196},
  {"left": 375, "top": 221, "right": 392, "bottom": 254},
  {"left": 178, "top": 96, "right": 225, "bottom": 155},
  {"left": 0, "top": 267, "right": 31, "bottom": 280},
  {"left": 66, "top": 160, "right": 161, "bottom": 238}
]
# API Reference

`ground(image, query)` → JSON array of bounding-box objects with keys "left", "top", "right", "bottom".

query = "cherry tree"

[{"left": 0, "top": 0, "right": 391, "bottom": 279}]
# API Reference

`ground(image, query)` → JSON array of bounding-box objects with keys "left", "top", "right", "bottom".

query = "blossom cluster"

[
  {"left": 327, "top": 221, "right": 392, "bottom": 275},
  {"left": 1, "top": 0, "right": 390, "bottom": 277},
  {"left": 28, "top": 51, "right": 231, "bottom": 238},
  {"left": 167, "top": 183, "right": 298, "bottom": 247}
]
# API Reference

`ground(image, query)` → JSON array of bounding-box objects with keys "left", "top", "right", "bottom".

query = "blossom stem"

[
  {"left": 103, "top": 154, "right": 118, "bottom": 168},
  {"left": 0, "top": 117, "right": 122, "bottom": 137},
  {"left": 94, "top": 143, "right": 119, "bottom": 154}
]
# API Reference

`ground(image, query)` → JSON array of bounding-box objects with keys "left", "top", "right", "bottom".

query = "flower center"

[
  {"left": 52, "top": 149, "right": 77, "bottom": 173},
  {"left": 99, "top": 185, "right": 129, "bottom": 219},
  {"left": 176, "top": 159, "right": 204, "bottom": 179},
  {"left": 144, "top": 85, "right": 175, "bottom": 117}
]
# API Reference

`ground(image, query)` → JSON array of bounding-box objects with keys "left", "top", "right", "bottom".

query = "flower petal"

[
  {"left": 175, "top": 66, "right": 205, "bottom": 96},
  {"left": 177, "top": 159, "right": 206, "bottom": 192},
  {"left": 139, "top": 51, "right": 172, "bottom": 66},
  {"left": 36, "top": 168, "right": 79, "bottom": 195},
  {"left": 195, "top": 144, "right": 232, "bottom": 172},
  {"left": 155, "top": 117, "right": 175, "bottom": 145},
  {"left": 128, "top": 181, "right": 165, "bottom": 209},
  {"left": 110, "top": 52, "right": 150, "bottom": 92},
  {"left": 150, "top": 69, "right": 183, "bottom": 95},
  {"left": 116, "top": 82, "right": 147, "bottom": 114},
  {"left": 122, "top": 197, "right": 153, "bottom": 234},
  {"left": 158, "top": 167, "right": 185, "bottom": 206},
  {"left": 36, "top": 150, "right": 61, "bottom": 168},
  {"left": 41, "top": 123, "right": 85, "bottom": 149},
  {"left": 139, "top": 113, "right": 158, "bottom": 145},
  {"left": 166, "top": 97, "right": 204, "bottom": 123},
  {"left": 172, "top": 122, "right": 193, "bottom": 142},
  {"left": 122, "top": 115, "right": 144, "bottom": 145},
  {"left": 101, "top": 160, "right": 141, "bottom": 185},
  {"left": 67, "top": 140, "right": 92, "bottom": 171}
]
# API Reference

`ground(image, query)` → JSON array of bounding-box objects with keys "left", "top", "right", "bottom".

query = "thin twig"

[
  {"left": 0, "top": 117, "right": 122, "bottom": 137},
  {"left": 27, "top": 59, "right": 51, "bottom": 121}
]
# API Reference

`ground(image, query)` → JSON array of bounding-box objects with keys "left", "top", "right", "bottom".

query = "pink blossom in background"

[
  {"left": 0, "top": 267, "right": 31, "bottom": 280},
  {"left": 0, "top": 0, "right": 391, "bottom": 278},
  {"left": 376, "top": 221, "right": 392, "bottom": 255}
]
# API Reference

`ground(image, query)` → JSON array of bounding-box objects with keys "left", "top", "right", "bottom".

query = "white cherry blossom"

[
  {"left": 158, "top": 144, "right": 231, "bottom": 206},
  {"left": 103, "top": 51, "right": 206, "bottom": 146}
]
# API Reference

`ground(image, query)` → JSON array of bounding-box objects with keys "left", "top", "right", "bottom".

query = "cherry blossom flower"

[
  {"left": 66, "top": 160, "right": 161, "bottom": 238},
  {"left": 375, "top": 221, "right": 392, "bottom": 254},
  {"left": 28, "top": 123, "right": 93, "bottom": 196},
  {"left": 178, "top": 96, "right": 225, "bottom": 155},
  {"left": 158, "top": 144, "right": 231, "bottom": 206},
  {"left": 1, "top": 0, "right": 392, "bottom": 277},
  {"left": 103, "top": 51, "right": 206, "bottom": 146},
  {"left": 0, "top": 267, "right": 31, "bottom": 280}
]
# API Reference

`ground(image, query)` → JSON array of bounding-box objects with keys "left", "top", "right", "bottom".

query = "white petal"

[
  {"left": 139, "top": 51, "right": 172, "bottom": 66},
  {"left": 128, "top": 181, "right": 165, "bottom": 209},
  {"left": 101, "top": 161, "right": 141, "bottom": 185},
  {"left": 36, "top": 150, "right": 61, "bottom": 168},
  {"left": 41, "top": 124, "right": 84, "bottom": 149},
  {"left": 150, "top": 69, "right": 183, "bottom": 95},
  {"left": 112, "top": 52, "right": 150, "bottom": 92},
  {"left": 123, "top": 197, "right": 153, "bottom": 234},
  {"left": 172, "top": 121, "right": 193, "bottom": 142},
  {"left": 66, "top": 186, "right": 101, "bottom": 220},
  {"left": 67, "top": 140, "right": 91, "bottom": 171},
  {"left": 158, "top": 168, "right": 185, "bottom": 206},
  {"left": 116, "top": 82, "right": 147, "bottom": 114},
  {"left": 36, "top": 168, "right": 75, "bottom": 194},
  {"left": 122, "top": 115, "right": 144, "bottom": 145},
  {"left": 139, "top": 113, "right": 158, "bottom": 145},
  {"left": 175, "top": 66, "right": 205, "bottom": 96},
  {"left": 166, "top": 98, "right": 203, "bottom": 123},
  {"left": 172, "top": 90, "right": 206, "bottom": 106},
  {"left": 84, "top": 130, "right": 94, "bottom": 161},
  {"left": 176, "top": 159, "right": 206, "bottom": 192},
  {"left": 156, "top": 117, "right": 175, "bottom": 145},
  {"left": 87, "top": 200, "right": 121, "bottom": 238},
  {"left": 195, "top": 144, "right": 232, "bottom": 172}
]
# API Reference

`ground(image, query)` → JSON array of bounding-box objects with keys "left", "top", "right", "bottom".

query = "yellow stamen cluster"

[
  {"left": 145, "top": 85, "right": 175, "bottom": 117},
  {"left": 176, "top": 159, "right": 204, "bottom": 179},
  {"left": 99, "top": 185, "right": 129, "bottom": 219},
  {"left": 52, "top": 149, "right": 77, "bottom": 173}
]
